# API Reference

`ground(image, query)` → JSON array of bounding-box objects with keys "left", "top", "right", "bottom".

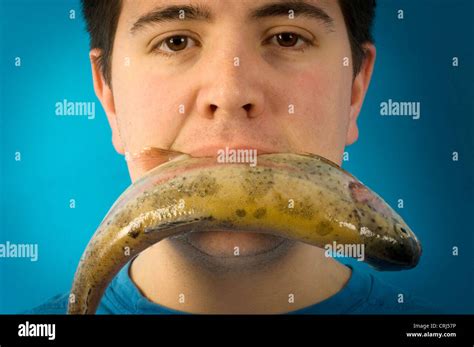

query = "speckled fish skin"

[{"left": 67, "top": 152, "right": 421, "bottom": 314}]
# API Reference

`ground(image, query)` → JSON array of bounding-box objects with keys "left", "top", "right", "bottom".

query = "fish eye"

[{"left": 397, "top": 224, "right": 408, "bottom": 234}]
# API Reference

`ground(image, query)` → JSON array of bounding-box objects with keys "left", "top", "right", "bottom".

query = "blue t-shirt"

[{"left": 25, "top": 262, "right": 439, "bottom": 314}]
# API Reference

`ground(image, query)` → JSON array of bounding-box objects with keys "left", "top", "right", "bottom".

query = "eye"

[
  {"left": 267, "top": 32, "right": 313, "bottom": 49},
  {"left": 395, "top": 223, "right": 409, "bottom": 235},
  {"left": 153, "top": 35, "right": 198, "bottom": 54}
]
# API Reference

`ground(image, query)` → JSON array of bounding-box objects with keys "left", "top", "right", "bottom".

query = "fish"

[{"left": 67, "top": 151, "right": 422, "bottom": 314}]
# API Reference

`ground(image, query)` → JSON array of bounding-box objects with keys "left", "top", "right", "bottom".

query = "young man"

[{"left": 30, "top": 0, "right": 436, "bottom": 314}]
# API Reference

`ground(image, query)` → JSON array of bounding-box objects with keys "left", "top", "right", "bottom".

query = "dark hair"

[
  {"left": 81, "top": 0, "right": 122, "bottom": 85},
  {"left": 81, "top": 0, "right": 376, "bottom": 85},
  {"left": 338, "top": 0, "right": 376, "bottom": 76}
]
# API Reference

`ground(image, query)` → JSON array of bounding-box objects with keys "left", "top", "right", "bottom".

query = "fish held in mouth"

[{"left": 67, "top": 151, "right": 422, "bottom": 314}]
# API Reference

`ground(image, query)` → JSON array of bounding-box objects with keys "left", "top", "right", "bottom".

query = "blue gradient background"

[{"left": 0, "top": 0, "right": 472, "bottom": 313}]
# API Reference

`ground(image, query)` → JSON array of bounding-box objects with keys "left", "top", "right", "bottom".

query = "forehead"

[{"left": 121, "top": 0, "right": 341, "bottom": 23}]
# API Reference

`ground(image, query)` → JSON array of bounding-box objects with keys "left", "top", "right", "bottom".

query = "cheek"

[
  {"left": 112, "top": 68, "right": 186, "bottom": 149},
  {"left": 289, "top": 68, "right": 350, "bottom": 128},
  {"left": 280, "top": 66, "right": 352, "bottom": 159}
]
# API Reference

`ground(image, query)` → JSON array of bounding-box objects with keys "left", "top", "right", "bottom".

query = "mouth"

[
  {"left": 183, "top": 144, "right": 285, "bottom": 158},
  {"left": 126, "top": 144, "right": 288, "bottom": 179}
]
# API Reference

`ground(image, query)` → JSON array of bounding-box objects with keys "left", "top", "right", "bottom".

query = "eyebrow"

[
  {"left": 130, "top": 0, "right": 335, "bottom": 35},
  {"left": 250, "top": 0, "right": 335, "bottom": 30},
  {"left": 130, "top": 4, "right": 212, "bottom": 34}
]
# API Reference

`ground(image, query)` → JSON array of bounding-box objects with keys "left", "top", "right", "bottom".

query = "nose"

[{"left": 196, "top": 46, "right": 266, "bottom": 120}]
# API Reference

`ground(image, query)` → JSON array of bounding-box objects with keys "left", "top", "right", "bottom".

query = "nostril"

[{"left": 243, "top": 104, "right": 252, "bottom": 112}]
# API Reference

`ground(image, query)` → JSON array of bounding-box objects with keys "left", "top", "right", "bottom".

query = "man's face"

[{"left": 92, "top": 0, "right": 375, "bottom": 260}]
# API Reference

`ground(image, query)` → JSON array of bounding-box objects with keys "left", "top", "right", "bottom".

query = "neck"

[{"left": 129, "top": 239, "right": 351, "bottom": 314}]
